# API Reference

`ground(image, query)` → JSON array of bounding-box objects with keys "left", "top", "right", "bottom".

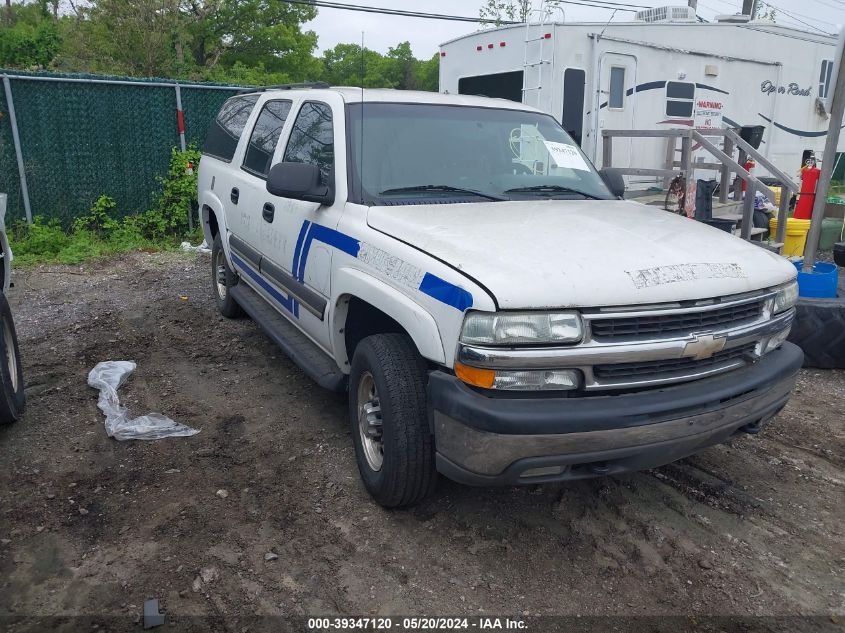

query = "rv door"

[{"left": 598, "top": 53, "right": 637, "bottom": 168}]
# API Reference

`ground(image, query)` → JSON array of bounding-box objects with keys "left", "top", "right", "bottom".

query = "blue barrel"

[{"left": 794, "top": 261, "right": 839, "bottom": 298}]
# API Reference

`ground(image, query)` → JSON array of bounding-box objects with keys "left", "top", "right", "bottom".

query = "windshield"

[{"left": 347, "top": 103, "right": 612, "bottom": 205}]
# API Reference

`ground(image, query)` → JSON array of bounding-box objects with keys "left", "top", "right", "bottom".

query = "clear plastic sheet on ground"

[
  {"left": 180, "top": 240, "right": 211, "bottom": 253},
  {"left": 87, "top": 361, "right": 200, "bottom": 441}
]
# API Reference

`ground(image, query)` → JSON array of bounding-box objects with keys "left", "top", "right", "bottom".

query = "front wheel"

[
  {"left": 211, "top": 233, "right": 243, "bottom": 319},
  {"left": 349, "top": 334, "right": 436, "bottom": 508},
  {"left": 0, "top": 293, "right": 25, "bottom": 425}
]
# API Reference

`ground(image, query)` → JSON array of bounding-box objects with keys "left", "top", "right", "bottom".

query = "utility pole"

[
  {"left": 741, "top": 0, "right": 753, "bottom": 15},
  {"left": 688, "top": 0, "right": 697, "bottom": 11},
  {"left": 803, "top": 27, "right": 845, "bottom": 270}
]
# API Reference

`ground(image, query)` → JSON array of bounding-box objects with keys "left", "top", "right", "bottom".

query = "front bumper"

[{"left": 428, "top": 342, "right": 804, "bottom": 486}]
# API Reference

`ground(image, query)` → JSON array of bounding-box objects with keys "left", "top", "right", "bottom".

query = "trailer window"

[
  {"left": 666, "top": 81, "right": 695, "bottom": 118},
  {"left": 608, "top": 67, "right": 625, "bottom": 109},
  {"left": 820, "top": 59, "right": 834, "bottom": 99},
  {"left": 458, "top": 71, "right": 524, "bottom": 103}
]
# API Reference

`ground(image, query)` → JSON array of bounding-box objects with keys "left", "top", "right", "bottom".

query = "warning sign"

[{"left": 694, "top": 99, "right": 723, "bottom": 133}]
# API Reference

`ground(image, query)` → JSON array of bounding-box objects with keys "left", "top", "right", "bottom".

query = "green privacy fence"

[{"left": 0, "top": 70, "right": 244, "bottom": 226}]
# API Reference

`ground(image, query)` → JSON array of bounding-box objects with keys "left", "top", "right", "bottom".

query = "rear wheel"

[
  {"left": 211, "top": 233, "right": 243, "bottom": 319},
  {"left": 349, "top": 334, "right": 436, "bottom": 508},
  {"left": 0, "top": 293, "right": 25, "bottom": 425}
]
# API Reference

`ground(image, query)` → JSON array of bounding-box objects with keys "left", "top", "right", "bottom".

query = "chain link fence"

[{"left": 0, "top": 70, "right": 243, "bottom": 227}]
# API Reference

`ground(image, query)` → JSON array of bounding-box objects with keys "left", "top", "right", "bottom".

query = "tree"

[
  {"left": 321, "top": 43, "right": 395, "bottom": 88},
  {"left": 55, "top": 0, "right": 321, "bottom": 80},
  {"left": 320, "top": 42, "right": 439, "bottom": 91},
  {"left": 416, "top": 54, "right": 440, "bottom": 92},
  {"left": 479, "top": 0, "right": 562, "bottom": 26},
  {"left": 0, "top": 1, "right": 61, "bottom": 69}
]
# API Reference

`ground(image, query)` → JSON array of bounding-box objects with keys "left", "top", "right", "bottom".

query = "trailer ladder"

[{"left": 521, "top": 3, "right": 561, "bottom": 113}]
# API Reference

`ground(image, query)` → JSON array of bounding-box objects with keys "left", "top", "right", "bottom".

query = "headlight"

[
  {"left": 773, "top": 280, "right": 798, "bottom": 314},
  {"left": 455, "top": 363, "right": 581, "bottom": 391},
  {"left": 460, "top": 311, "right": 583, "bottom": 345}
]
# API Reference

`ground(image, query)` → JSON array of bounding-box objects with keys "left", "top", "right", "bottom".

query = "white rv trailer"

[{"left": 438, "top": 8, "right": 840, "bottom": 186}]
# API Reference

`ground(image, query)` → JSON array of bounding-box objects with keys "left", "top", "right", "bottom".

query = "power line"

[
  {"left": 278, "top": 0, "right": 649, "bottom": 23},
  {"left": 280, "top": 0, "right": 517, "bottom": 23},
  {"left": 764, "top": 1, "right": 842, "bottom": 22},
  {"left": 760, "top": 0, "right": 836, "bottom": 34},
  {"left": 806, "top": 0, "right": 845, "bottom": 12}
]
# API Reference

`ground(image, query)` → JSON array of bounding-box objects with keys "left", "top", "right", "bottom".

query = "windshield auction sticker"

[{"left": 542, "top": 141, "right": 590, "bottom": 171}]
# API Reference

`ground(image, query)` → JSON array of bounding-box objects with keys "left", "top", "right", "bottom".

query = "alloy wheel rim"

[
  {"left": 356, "top": 371, "right": 384, "bottom": 471},
  {"left": 215, "top": 250, "right": 228, "bottom": 300},
  {"left": 4, "top": 319, "right": 17, "bottom": 393}
]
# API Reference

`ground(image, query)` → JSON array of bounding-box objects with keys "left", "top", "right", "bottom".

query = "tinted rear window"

[
  {"left": 203, "top": 95, "right": 260, "bottom": 162},
  {"left": 242, "top": 100, "right": 293, "bottom": 178}
]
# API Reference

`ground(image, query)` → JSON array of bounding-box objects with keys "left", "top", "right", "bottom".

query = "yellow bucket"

[
  {"left": 769, "top": 217, "right": 811, "bottom": 256},
  {"left": 772, "top": 186, "right": 783, "bottom": 208}
]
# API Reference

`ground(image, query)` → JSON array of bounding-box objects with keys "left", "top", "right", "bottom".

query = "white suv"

[{"left": 199, "top": 85, "right": 802, "bottom": 507}]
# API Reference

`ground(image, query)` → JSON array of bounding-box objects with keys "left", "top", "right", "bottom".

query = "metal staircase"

[{"left": 600, "top": 127, "right": 800, "bottom": 253}]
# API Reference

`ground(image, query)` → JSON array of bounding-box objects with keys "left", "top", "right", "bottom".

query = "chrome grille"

[
  {"left": 590, "top": 300, "right": 765, "bottom": 338},
  {"left": 593, "top": 343, "right": 758, "bottom": 381}
]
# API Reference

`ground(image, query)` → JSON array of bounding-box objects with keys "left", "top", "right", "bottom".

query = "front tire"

[
  {"left": 211, "top": 233, "right": 243, "bottom": 319},
  {"left": 0, "top": 293, "right": 25, "bottom": 425},
  {"left": 349, "top": 334, "right": 436, "bottom": 508}
]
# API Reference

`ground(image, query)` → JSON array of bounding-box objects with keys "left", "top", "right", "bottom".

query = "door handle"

[
  {"left": 230, "top": 187, "right": 239, "bottom": 204},
  {"left": 262, "top": 202, "right": 275, "bottom": 223}
]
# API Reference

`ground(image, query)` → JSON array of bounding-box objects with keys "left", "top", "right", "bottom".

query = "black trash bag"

[{"left": 695, "top": 179, "right": 717, "bottom": 220}]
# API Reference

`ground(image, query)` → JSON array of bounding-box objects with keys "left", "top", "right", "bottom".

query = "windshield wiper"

[
  {"left": 504, "top": 184, "right": 605, "bottom": 200},
  {"left": 379, "top": 185, "right": 507, "bottom": 201}
]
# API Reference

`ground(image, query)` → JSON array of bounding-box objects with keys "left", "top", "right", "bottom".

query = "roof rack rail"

[{"left": 237, "top": 81, "right": 330, "bottom": 94}]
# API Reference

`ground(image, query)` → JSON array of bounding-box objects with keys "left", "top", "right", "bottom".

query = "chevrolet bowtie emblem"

[{"left": 683, "top": 333, "right": 727, "bottom": 360}]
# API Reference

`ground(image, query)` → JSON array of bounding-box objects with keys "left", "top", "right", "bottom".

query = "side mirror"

[
  {"left": 266, "top": 162, "right": 334, "bottom": 206},
  {"left": 599, "top": 168, "right": 625, "bottom": 199}
]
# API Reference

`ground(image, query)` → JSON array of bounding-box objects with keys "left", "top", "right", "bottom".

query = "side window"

[
  {"left": 820, "top": 59, "right": 833, "bottom": 99},
  {"left": 666, "top": 81, "right": 695, "bottom": 118},
  {"left": 242, "top": 100, "right": 293, "bottom": 178},
  {"left": 203, "top": 95, "right": 259, "bottom": 162},
  {"left": 283, "top": 101, "right": 335, "bottom": 186},
  {"left": 608, "top": 66, "right": 626, "bottom": 109}
]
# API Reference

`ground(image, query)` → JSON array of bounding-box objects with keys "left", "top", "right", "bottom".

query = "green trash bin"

[{"left": 819, "top": 217, "right": 844, "bottom": 251}]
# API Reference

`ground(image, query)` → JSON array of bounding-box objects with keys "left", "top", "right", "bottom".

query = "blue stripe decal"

[
  {"left": 418, "top": 273, "right": 473, "bottom": 311},
  {"left": 291, "top": 220, "right": 311, "bottom": 278},
  {"left": 757, "top": 113, "right": 834, "bottom": 138},
  {"left": 231, "top": 253, "right": 296, "bottom": 315},
  {"left": 695, "top": 82, "right": 729, "bottom": 95},
  {"left": 291, "top": 220, "right": 471, "bottom": 312},
  {"left": 296, "top": 223, "right": 361, "bottom": 282},
  {"left": 595, "top": 79, "right": 727, "bottom": 111}
]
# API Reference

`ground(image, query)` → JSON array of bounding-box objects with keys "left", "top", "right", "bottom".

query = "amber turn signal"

[{"left": 454, "top": 362, "right": 495, "bottom": 389}]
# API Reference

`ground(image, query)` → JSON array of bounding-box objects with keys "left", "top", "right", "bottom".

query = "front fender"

[{"left": 331, "top": 266, "right": 446, "bottom": 366}]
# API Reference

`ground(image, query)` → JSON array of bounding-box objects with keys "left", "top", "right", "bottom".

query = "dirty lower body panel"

[{"left": 429, "top": 342, "right": 804, "bottom": 486}]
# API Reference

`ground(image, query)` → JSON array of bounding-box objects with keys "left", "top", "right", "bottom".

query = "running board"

[{"left": 230, "top": 283, "right": 347, "bottom": 393}]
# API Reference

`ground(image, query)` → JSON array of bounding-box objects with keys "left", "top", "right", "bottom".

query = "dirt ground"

[{"left": 0, "top": 251, "right": 843, "bottom": 631}]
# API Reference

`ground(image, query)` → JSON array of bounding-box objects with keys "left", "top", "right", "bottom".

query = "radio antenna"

[{"left": 360, "top": 31, "right": 365, "bottom": 203}]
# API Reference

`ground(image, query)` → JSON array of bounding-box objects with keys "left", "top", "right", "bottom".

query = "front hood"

[{"left": 367, "top": 200, "right": 796, "bottom": 309}]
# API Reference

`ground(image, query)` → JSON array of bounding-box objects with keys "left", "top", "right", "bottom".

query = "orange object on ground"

[{"left": 794, "top": 165, "right": 821, "bottom": 219}]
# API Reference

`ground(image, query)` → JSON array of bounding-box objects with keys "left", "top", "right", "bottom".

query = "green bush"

[
  {"left": 139, "top": 146, "right": 201, "bottom": 240},
  {"left": 9, "top": 148, "right": 202, "bottom": 265},
  {"left": 72, "top": 195, "right": 119, "bottom": 237}
]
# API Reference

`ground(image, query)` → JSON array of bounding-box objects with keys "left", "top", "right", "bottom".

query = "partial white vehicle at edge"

[
  {"left": 0, "top": 193, "right": 26, "bottom": 426},
  {"left": 198, "top": 86, "right": 801, "bottom": 507}
]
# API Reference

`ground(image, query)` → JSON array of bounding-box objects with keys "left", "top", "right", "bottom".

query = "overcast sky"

[{"left": 305, "top": 0, "right": 845, "bottom": 56}]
